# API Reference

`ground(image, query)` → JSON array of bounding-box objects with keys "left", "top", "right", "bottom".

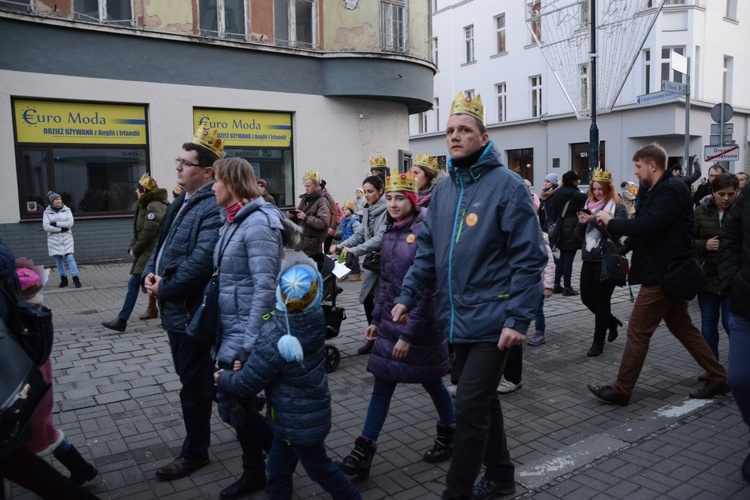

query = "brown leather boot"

[{"left": 139, "top": 296, "right": 158, "bottom": 320}]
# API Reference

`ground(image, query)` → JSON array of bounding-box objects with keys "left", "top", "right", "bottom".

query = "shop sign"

[
  {"left": 193, "top": 108, "right": 292, "bottom": 148},
  {"left": 13, "top": 99, "right": 147, "bottom": 145}
]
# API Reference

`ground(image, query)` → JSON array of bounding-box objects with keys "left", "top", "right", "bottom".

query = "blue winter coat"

[
  {"left": 216, "top": 304, "right": 332, "bottom": 447},
  {"left": 216, "top": 198, "right": 285, "bottom": 364},
  {"left": 368, "top": 209, "right": 448, "bottom": 384},
  {"left": 143, "top": 184, "right": 222, "bottom": 333},
  {"left": 395, "top": 141, "right": 547, "bottom": 343},
  {"left": 338, "top": 215, "right": 360, "bottom": 242}
]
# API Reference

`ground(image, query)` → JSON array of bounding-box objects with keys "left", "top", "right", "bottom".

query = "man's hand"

[
  {"left": 328, "top": 228, "right": 335, "bottom": 236},
  {"left": 391, "top": 304, "right": 410, "bottom": 325},
  {"left": 296, "top": 210, "right": 306, "bottom": 221},
  {"left": 365, "top": 324, "right": 378, "bottom": 340},
  {"left": 596, "top": 210, "right": 613, "bottom": 226},
  {"left": 214, "top": 368, "right": 224, "bottom": 384},
  {"left": 144, "top": 273, "right": 161, "bottom": 298},
  {"left": 497, "top": 327, "right": 526, "bottom": 351},
  {"left": 392, "top": 339, "right": 411, "bottom": 359},
  {"left": 543, "top": 288, "right": 553, "bottom": 299}
]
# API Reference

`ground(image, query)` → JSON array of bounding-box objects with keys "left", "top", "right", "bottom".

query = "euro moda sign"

[
  {"left": 13, "top": 99, "right": 147, "bottom": 145},
  {"left": 193, "top": 108, "right": 292, "bottom": 148}
]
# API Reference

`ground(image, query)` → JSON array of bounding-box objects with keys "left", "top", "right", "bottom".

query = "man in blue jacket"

[
  {"left": 143, "top": 125, "right": 223, "bottom": 480},
  {"left": 392, "top": 93, "right": 547, "bottom": 499}
]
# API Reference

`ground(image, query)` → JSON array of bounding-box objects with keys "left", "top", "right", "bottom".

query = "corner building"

[{"left": 0, "top": 0, "right": 433, "bottom": 264}]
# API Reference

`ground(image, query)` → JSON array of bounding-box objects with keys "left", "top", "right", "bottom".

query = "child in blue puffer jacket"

[{"left": 335, "top": 200, "right": 361, "bottom": 281}]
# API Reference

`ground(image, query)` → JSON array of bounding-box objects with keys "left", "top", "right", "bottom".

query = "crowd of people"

[{"left": 3, "top": 91, "right": 750, "bottom": 499}]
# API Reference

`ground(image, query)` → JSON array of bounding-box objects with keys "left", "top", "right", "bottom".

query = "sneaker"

[
  {"left": 528, "top": 333, "right": 546, "bottom": 346},
  {"left": 552, "top": 285, "right": 563, "bottom": 294},
  {"left": 472, "top": 476, "right": 516, "bottom": 499},
  {"left": 497, "top": 377, "right": 522, "bottom": 394},
  {"left": 562, "top": 287, "right": 579, "bottom": 296},
  {"left": 448, "top": 385, "right": 458, "bottom": 398}
]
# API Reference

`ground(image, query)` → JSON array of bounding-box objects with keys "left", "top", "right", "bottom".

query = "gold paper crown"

[
  {"left": 370, "top": 155, "right": 388, "bottom": 168},
  {"left": 413, "top": 153, "right": 439, "bottom": 175},
  {"left": 592, "top": 168, "right": 613, "bottom": 183},
  {"left": 303, "top": 170, "right": 320, "bottom": 182},
  {"left": 386, "top": 168, "right": 417, "bottom": 194},
  {"left": 138, "top": 173, "right": 158, "bottom": 191},
  {"left": 343, "top": 200, "right": 356, "bottom": 212},
  {"left": 450, "top": 92, "right": 485, "bottom": 124},
  {"left": 191, "top": 125, "right": 226, "bottom": 159}
]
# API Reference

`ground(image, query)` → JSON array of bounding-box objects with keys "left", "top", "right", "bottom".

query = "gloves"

[
  {"left": 49, "top": 221, "right": 57, "bottom": 227},
  {"left": 216, "top": 390, "right": 247, "bottom": 429},
  {"left": 128, "top": 248, "right": 134, "bottom": 257},
  {"left": 61, "top": 228, "right": 69, "bottom": 233}
]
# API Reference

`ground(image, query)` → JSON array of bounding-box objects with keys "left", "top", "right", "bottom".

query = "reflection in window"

[
  {"left": 73, "top": 0, "right": 133, "bottom": 26},
  {"left": 274, "top": 0, "right": 316, "bottom": 49},
  {"left": 224, "top": 148, "right": 294, "bottom": 206},
  {"left": 507, "top": 148, "right": 534, "bottom": 182},
  {"left": 200, "top": 0, "right": 246, "bottom": 40}
]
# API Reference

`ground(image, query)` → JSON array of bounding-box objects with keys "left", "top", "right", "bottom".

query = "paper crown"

[
  {"left": 191, "top": 125, "right": 225, "bottom": 159},
  {"left": 370, "top": 155, "right": 388, "bottom": 168},
  {"left": 303, "top": 170, "right": 320, "bottom": 183},
  {"left": 413, "top": 153, "right": 439, "bottom": 175},
  {"left": 450, "top": 92, "right": 485, "bottom": 124},
  {"left": 343, "top": 200, "right": 356, "bottom": 212},
  {"left": 138, "top": 173, "right": 158, "bottom": 191},
  {"left": 592, "top": 168, "right": 613, "bottom": 183},
  {"left": 386, "top": 168, "right": 417, "bottom": 194}
]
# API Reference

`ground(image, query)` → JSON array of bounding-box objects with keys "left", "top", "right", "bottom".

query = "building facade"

[
  {"left": 409, "top": 0, "right": 749, "bottom": 190},
  {"left": 0, "top": 0, "right": 433, "bottom": 264}
]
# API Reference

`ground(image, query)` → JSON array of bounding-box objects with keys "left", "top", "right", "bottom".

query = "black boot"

[
  {"left": 423, "top": 423, "right": 455, "bottom": 463},
  {"left": 53, "top": 443, "right": 98, "bottom": 485},
  {"left": 219, "top": 473, "right": 266, "bottom": 499},
  {"left": 101, "top": 318, "right": 127, "bottom": 332},
  {"left": 72, "top": 276, "right": 82, "bottom": 288},
  {"left": 608, "top": 316, "right": 622, "bottom": 342},
  {"left": 338, "top": 436, "right": 377, "bottom": 480},
  {"left": 587, "top": 340, "right": 604, "bottom": 357},
  {"left": 59, "top": 276, "right": 68, "bottom": 288},
  {"left": 357, "top": 339, "right": 374, "bottom": 355}
]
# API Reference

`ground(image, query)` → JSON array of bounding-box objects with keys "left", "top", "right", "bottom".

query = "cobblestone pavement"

[{"left": 7, "top": 257, "right": 750, "bottom": 499}]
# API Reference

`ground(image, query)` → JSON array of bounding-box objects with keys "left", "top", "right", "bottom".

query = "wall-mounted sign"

[
  {"left": 13, "top": 99, "right": 147, "bottom": 145},
  {"left": 193, "top": 108, "right": 292, "bottom": 148}
]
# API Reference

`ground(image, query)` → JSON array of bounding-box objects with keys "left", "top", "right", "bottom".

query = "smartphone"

[{"left": 579, "top": 209, "right": 592, "bottom": 215}]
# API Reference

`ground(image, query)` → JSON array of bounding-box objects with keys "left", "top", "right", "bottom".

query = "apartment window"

[
  {"left": 643, "top": 49, "right": 652, "bottom": 93},
  {"left": 664, "top": 0, "right": 685, "bottom": 4},
  {"left": 529, "top": 1, "right": 542, "bottom": 42},
  {"left": 507, "top": 148, "right": 534, "bottom": 182},
  {"left": 495, "top": 14, "right": 506, "bottom": 54},
  {"left": 530, "top": 75, "right": 542, "bottom": 118},
  {"left": 723, "top": 56, "right": 733, "bottom": 102},
  {"left": 580, "top": 64, "right": 589, "bottom": 111},
  {"left": 433, "top": 37, "right": 439, "bottom": 69},
  {"left": 200, "top": 0, "right": 246, "bottom": 40},
  {"left": 465, "top": 25, "right": 475, "bottom": 63},
  {"left": 275, "top": 0, "right": 317, "bottom": 49},
  {"left": 381, "top": 1, "right": 405, "bottom": 52},
  {"left": 0, "top": 0, "right": 31, "bottom": 12},
  {"left": 496, "top": 83, "right": 507, "bottom": 123},
  {"left": 73, "top": 0, "right": 133, "bottom": 26},
  {"left": 661, "top": 47, "right": 685, "bottom": 84},
  {"left": 464, "top": 89, "right": 475, "bottom": 100},
  {"left": 434, "top": 97, "right": 440, "bottom": 131},
  {"left": 726, "top": 0, "right": 738, "bottom": 20}
]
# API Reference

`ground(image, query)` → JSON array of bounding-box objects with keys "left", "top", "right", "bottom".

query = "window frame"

[
  {"left": 73, "top": 0, "right": 134, "bottom": 26},
  {"left": 464, "top": 24, "right": 475, "bottom": 63},
  {"left": 200, "top": 0, "right": 249, "bottom": 41},
  {"left": 380, "top": 0, "right": 406, "bottom": 53},
  {"left": 274, "top": 0, "right": 318, "bottom": 49},
  {"left": 496, "top": 83, "right": 507, "bottom": 123},
  {"left": 660, "top": 46, "right": 686, "bottom": 84},
  {"left": 433, "top": 97, "right": 440, "bottom": 131},
  {"left": 643, "top": 49, "right": 652, "bottom": 94},
  {"left": 530, "top": 75, "right": 543, "bottom": 118},
  {"left": 495, "top": 14, "right": 506, "bottom": 54},
  {"left": 432, "top": 36, "right": 439, "bottom": 69}
]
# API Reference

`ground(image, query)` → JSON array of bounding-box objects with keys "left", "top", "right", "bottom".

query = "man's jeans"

[
  {"left": 696, "top": 291, "right": 731, "bottom": 359},
  {"left": 166, "top": 330, "right": 215, "bottom": 461},
  {"left": 729, "top": 313, "right": 750, "bottom": 429}
]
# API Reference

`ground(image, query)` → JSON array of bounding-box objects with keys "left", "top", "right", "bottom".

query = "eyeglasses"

[{"left": 175, "top": 158, "right": 211, "bottom": 168}]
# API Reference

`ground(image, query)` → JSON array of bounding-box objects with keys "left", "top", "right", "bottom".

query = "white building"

[{"left": 409, "top": 0, "right": 749, "bottom": 188}]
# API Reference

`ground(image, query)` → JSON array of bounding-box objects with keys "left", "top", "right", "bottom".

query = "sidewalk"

[{"left": 7, "top": 259, "right": 750, "bottom": 499}]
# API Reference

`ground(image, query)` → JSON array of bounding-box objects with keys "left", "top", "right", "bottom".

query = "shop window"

[
  {"left": 571, "top": 141, "right": 606, "bottom": 184},
  {"left": 507, "top": 148, "right": 534, "bottom": 183},
  {"left": 381, "top": 0, "right": 405, "bottom": 52},
  {"left": 200, "top": 0, "right": 247, "bottom": 40},
  {"left": 73, "top": 0, "right": 133, "bottom": 26},
  {"left": 274, "top": 0, "right": 317, "bottom": 49},
  {"left": 224, "top": 148, "right": 293, "bottom": 206}
]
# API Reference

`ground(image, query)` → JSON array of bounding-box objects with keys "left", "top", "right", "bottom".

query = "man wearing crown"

[
  {"left": 143, "top": 125, "right": 223, "bottom": 480},
  {"left": 287, "top": 171, "right": 331, "bottom": 258},
  {"left": 392, "top": 93, "right": 547, "bottom": 499}
]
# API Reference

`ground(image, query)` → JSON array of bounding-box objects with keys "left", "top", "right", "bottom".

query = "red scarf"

[{"left": 226, "top": 199, "right": 248, "bottom": 224}]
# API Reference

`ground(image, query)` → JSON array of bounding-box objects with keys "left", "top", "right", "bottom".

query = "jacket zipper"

[{"left": 447, "top": 172, "right": 466, "bottom": 343}]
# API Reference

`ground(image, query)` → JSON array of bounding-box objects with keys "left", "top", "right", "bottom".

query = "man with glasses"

[
  {"left": 693, "top": 163, "right": 726, "bottom": 207},
  {"left": 143, "top": 125, "right": 223, "bottom": 480}
]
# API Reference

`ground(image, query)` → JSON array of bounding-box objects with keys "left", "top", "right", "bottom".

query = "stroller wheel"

[{"left": 325, "top": 344, "right": 341, "bottom": 373}]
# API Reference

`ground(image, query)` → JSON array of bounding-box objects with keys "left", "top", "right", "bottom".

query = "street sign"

[
  {"left": 636, "top": 91, "right": 681, "bottom": 105},
  {"left": 662, "top": 80, "right": 687, "bottom": 94},
  {"left": 671, "top": 51, "right": 688, "bottom": 75},
  {"left": 704, "top": 145, "right": 739, "bottom": 162},
  {"left": 711, "top": 102, "right": 733, "bottom": 123},
  {"left": 710, "top": 123, "right": 734, "bottom": 134}
]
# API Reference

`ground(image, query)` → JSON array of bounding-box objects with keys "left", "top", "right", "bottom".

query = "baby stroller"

[{"left": 313, "top": 254, "right": 346, "bottom": 373}]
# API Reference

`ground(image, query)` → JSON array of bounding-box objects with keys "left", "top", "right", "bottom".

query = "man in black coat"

[{"left": 587, "top": 142, "right": 728, "bottom": 405}]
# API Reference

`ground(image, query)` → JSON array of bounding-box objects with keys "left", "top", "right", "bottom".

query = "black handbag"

[
  {"left": 660, "top": 257, "right": 707, "bottom": 302},
  {"left": 0, "top": 317, "right": 51, "bottom": 450},
  {"left": 547, "top": 199, "right": 571, "bottom": 246},
  {"left": 362, "top": 252, "right": 381, "bottom": 273},
  {"left": 1, "top": 282, "right": 54, "bottom": 367},
  {"left": 186, "top": 223, "right": 241, "bottom": 344},
  {"left": 600, "top": 252, "right": 628, "bottom": 287}
]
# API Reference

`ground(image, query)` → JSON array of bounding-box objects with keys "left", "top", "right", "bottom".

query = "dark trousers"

[
  {"left": 502, "top": 345, "right": 523, "bottom": 385},
  {"left": 612, "top": 284, "right": 727, "bottom": 399},
  {"left": 579, "top": 260, "right": 617, "bottom": 344},
  {"left": 1, "top": 446, "right": 97, "bottom": 500},
  {"left": 729, "top": 313, "right": 750, "bottom": 428},
  {"left": 266, "top": 437, "right": 361, "bottom": 500},
  {"left": 217, "top": 362, "right": 273, "bottom": 476},
  {"left": 444, "top": 343, "right": 514, "bottom": 499},
  {"left": 554, "top": 249, "right": 577, "bottom": 288},
  {"left": 166, "top": 329, "right": 215, "bottom": 461},
  {"left": 363, "top": 291, "right": 375, "bottom": 325}
]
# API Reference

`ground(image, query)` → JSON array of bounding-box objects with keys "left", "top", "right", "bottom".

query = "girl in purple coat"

[{"left": 337, "top": 169, "right": 455, "bottom": 481}]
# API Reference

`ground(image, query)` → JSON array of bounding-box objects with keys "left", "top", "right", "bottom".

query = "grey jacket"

[
  {"left": 43, "top": 205, "right": 75, "bottom": 256},
  {"left": 340, "top": 195, "right": 387, "bottom": 302}
]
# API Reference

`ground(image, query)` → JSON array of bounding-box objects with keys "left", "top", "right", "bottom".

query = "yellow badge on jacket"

[
  {"left": 466, "top": 213, "right": 478, "bottom": 226},
  {"left": 406, "top": 233, "right": 416, "bottom": 244}
]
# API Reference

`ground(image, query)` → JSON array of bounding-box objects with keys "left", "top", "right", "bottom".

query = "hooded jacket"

[
  {"left": 548, "top": 186, "right": 587, "bottom": 251},
  {"left": 339, "top": 195, "right": 387, "bottom": 302},
  {"left": 694, "top": 194, "right": 727, "bottom": 295},
  {"left": 42, "top": 204, "right": 75, "bottom": 257},
  {"left": 396, "top": 141, "right": 547, "bottom": 343},
  {"left": 129, "top": 188, "right": 169, "bottom": 276},
  {"left": 294, "top": 191, "right": 330, "bottom": 256}
]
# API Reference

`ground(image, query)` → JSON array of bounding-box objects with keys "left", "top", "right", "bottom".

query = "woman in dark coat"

[
  {"left": 337, "top": 170, "right": 455, "bottom": 481},
  {"left": 548, "top": 170, "right": 587, "bottom": 295}
]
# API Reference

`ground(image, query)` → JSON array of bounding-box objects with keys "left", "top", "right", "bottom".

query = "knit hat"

[
  {"left": 544, "top": 173, "right": 559, "bottom": 185},
  {"left": 276, "top": 257, "right": 324, "bottom": 362},
  {"left": 48, "top": 191, "right": 61, "bottom": 204},
  {"left": 257, "top": 179, "right": 267, "bottom": 188}
]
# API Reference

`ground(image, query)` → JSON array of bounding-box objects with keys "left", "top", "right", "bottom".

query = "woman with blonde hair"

[{"left": 575, "top": 169, "right": 627, "bottom": 357}]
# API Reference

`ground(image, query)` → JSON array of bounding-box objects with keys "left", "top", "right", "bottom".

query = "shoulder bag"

[
  {"left": 660, "top": 257, "right": 706, "bottom": 302},
  {"left": 599, "top": 227, "right": 635, "bottom": 302},
  {"left": 186, "top": 222, "right": 242, "bottom": 345},
  {"left": 0, "top": 316, "right": 51, "bottom": 450},
  {"left": 546, "top": 199, "right": 571, "bottom": 246},
  {"left": 1, "top": 281, "right": 54, "bottom": 367}
]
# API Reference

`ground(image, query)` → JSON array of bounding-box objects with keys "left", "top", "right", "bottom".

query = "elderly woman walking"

[{"left": 43, "top": 191, "right": 82, "bottom": 288}]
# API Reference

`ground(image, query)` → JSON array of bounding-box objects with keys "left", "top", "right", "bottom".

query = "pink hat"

[{"left": 17, "top": 267, "right": 40, "bottom": 290}]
